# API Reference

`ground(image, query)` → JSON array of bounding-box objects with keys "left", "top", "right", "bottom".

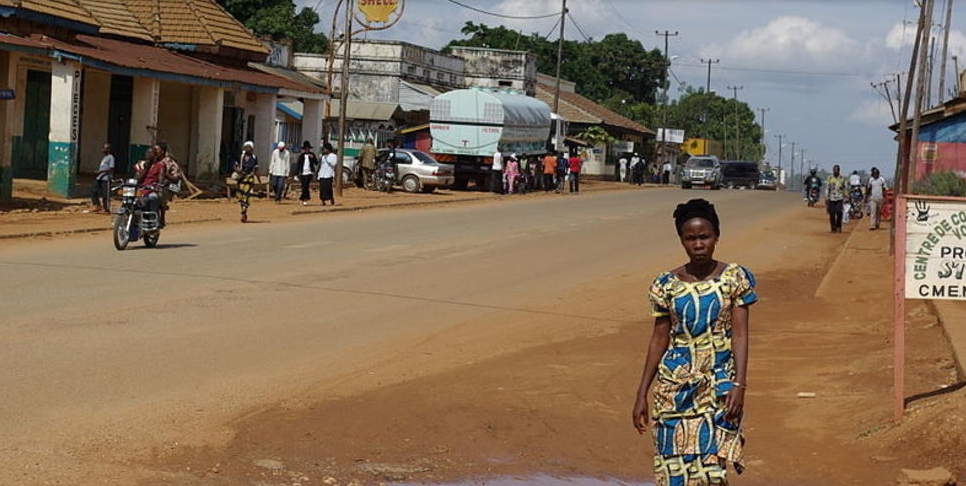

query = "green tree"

[
  {"left": 217, "top": 0, "right": 328, "bottom": 54},
  {"left": 665, "top": 87, "right": 763, "bottom": 161}
]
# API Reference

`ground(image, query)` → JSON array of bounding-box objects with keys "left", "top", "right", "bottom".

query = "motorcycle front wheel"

[
  {"left": 143, "top": 231, "right": 160, "bottom": 248},
  {"left": 113, "top": 212, "right": 132, "bottom": 250}
]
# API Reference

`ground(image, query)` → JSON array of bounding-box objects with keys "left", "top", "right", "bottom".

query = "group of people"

[
  {"left": 804, "top": 164, "right": 889, "bottom": 233},
  {"left": 491, "top": 149, "right": 584, "bottom": 195},
  {"left": 246, "top": 139, "right": 340, "bottom": 221},
  {"left": 617, "top": 154, "right": 674, "bottom": 186}
]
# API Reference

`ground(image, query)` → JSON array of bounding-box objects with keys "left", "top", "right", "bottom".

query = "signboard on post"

[
  {"left": 903, "top": 199, "right": 966, "bottom": 299},
  {"left": 357, "top": 0, "right": 400, "bottom": 24}
]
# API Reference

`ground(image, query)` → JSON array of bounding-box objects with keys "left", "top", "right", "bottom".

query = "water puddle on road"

[{"left": 395, "top": 475, "right": 652, "bottom": 486}]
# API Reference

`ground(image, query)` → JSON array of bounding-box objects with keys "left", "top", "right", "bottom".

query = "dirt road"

[{"left": 1, "top": 183, "right": 964, "bottom": 486}]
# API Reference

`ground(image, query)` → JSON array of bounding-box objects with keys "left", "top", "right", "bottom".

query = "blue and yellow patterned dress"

[{"left": 648, "top": 263, "right": 757, "bottom": 485}]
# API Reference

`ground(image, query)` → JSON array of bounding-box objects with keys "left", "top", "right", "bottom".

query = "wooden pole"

[
  {"left": 335, "top": 0, "right": 353, "bottom": 197},
  {"left": 894, "top": 194, "right": 907, "bottom": 422}
]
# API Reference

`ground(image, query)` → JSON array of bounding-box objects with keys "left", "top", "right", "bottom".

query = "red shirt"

[
  {"left": 568, "top": 156, "right": 582, "bottom": 174},
  {"left": 140, "top": 161, "right": 166, "bottom": 195}
]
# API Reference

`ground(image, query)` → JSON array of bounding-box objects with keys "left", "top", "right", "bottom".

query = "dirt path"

[{"left": 3, "top": 182, "right": 964, "bottom": 485}]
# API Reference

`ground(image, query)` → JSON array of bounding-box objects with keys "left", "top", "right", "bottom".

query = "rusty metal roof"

[
  {"left": 7, "top": 33, "right": 321, "bottom": 95},
  {"left": 535, "top": 82, "right": 654, "bottom": 136}
]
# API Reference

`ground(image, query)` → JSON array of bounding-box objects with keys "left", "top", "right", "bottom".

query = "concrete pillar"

[
  {"left": 302, "top": 98, "right": 323, "bottom": 148},
  {"left": 129, "top": 77, "right": 159, "bottom": 173},
  {"left": 253, "top": 92, "right": 276, "bottom": 175},
  {"left": 48, "top": 60, "right": 82, "bottom": 197},
  {"left": 80, "top": 70, "right": 110, "bottom": 173},
  {"left": 0, "top": 51, "right": 13, "bottom": 203},
  {"left": 192, "top": 86, "right": 223, "bottom": 180}
]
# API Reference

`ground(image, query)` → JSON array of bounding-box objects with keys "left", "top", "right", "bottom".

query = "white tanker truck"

[{"left": 428, "top": 88, "right": 566, "bottom": 190}]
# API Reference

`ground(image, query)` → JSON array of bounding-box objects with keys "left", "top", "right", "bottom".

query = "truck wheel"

[{"left": 452, "top": 178, "right": 469, "bottom": 191}]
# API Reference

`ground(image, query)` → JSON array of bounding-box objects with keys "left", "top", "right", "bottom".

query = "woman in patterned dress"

[{"left": 632, "top": 198, "right": 757, "bottom": 485}]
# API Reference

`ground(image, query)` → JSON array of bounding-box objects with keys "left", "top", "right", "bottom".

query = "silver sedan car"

[{"left": 377, "top": 148, "right": 455, "bottom": 193}]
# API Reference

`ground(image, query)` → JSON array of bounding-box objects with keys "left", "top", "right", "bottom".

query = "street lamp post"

[{"left": 774, "top": 133, "right": 784, "bottom": 187}]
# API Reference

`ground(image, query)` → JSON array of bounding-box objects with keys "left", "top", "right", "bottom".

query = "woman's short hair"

[{"left": 673, "top": 198, "right": 720, "bottom": 236}]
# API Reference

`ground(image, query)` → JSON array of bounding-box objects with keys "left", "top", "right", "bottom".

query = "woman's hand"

[
  {"left": 632, "top": 399, "right": 650, "bottom": 434},
  {"left": 724, "top": 386, "right": 745, "bottom": 421}
]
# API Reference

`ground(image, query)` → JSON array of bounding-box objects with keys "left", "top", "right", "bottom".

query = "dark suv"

[{"left": 719, "top": 161, "right": 760, "bottom": 189}]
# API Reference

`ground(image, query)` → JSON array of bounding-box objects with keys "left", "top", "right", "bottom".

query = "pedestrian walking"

[
  {"left": 865, "top": 167, "right": 888, "bottom": 230},
  {"left": 491, "top": 147, "right": 504, "bottom": 194},
  {"left": 619, "top": 155, "right": 628, "bottom": 183},
  {"left": 505, "top": 155, "right": 520, "bottom": 194},
  {"left": 568, "top": 152, "right": 582, "bottom": 193},
  {"left": 235, "top": 141, "right": 258, "bottom": 223},
  {"left": 359, "top": 137, "right": 377, "bottom": 189},
  {"left": 826, "top": 164, "right": 846, "bottom": 233},
  {"left": 296, "top": 140, "right": 318, "bottom": 206},
  {"left": 268, "top": 141, "right": 291, "bottom": 203},
  {"left": 542, "top": 152, "right": 556, "bottom": 192},
  {"left": 318, "top": 142, "right": 337, "bottom": 206},
  {"left": 633, "top": 198, "right": 757, "bottom": 486}
]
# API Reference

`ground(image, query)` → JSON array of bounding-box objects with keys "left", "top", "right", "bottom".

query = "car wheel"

[
  {"left": 420, "top": 186, "right": 436, "bottom": 193},
  {"left": 341, "top": 167, "right": 353, "bottom": 185},
  {"left": 402, "top": 175, "right": 421, "bottom": 193}
]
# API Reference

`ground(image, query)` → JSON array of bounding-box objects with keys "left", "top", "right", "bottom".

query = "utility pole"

[
  {"left": 789, "top": 141, "right": 796, "bottom": 192},
  {"left": 938, "top": 0, "right": 953, "bottom": 102},
  {"left": 954, "top": 55, "right": 961, "bottom": 96},
  {"left": 553, "top": 0, "right": 567, "bottom": 115},
  {"left": 758, "top": 107, "right": 769, "bottom": 162},
  {"left": 726, "top": 85, "right": 743, "bottom": 159},
  {"left": 656, "top": 30, "right": 678, "bottom": 166},
  {"left": 701, "top": 58, "right": 719, "bottom": 93},
  {"left": 334, "top": 0, "right": 353, "bottom": 197},
  {"left": 909, "top": 0, "right": 937, "bottom": 188}
]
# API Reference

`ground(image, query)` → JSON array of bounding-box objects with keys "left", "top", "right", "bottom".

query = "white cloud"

[{"left": 708, "top": 16, "right": 862, "bottom": 72}]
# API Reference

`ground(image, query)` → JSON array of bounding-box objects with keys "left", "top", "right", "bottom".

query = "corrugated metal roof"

[
  {"left": 535, "top": 82, "right": 653, "bottom": 136},
  {"left": 329, "top": 100, "right": 400, "bottom": 121},
  {"left": 8, "top": 33, "right": 321, "bottom": 94}
]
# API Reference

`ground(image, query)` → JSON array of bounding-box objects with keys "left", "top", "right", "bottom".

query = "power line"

[
  {"left": 566, "top": 12, "right": 591, "bottom": 41},
  {"left": 443, "top": 0, "right": 560, "bottom": 20}
]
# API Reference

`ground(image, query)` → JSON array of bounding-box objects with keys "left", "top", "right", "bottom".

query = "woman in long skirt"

[
  {"left": 633, "top": 198, "right": 757, "bottom": 485},
  {"left": 236, "top": 141, "right": 258, "bottom": 222},
  {"left": 318, "top": 142, "right": 337, "bottom": 206}
]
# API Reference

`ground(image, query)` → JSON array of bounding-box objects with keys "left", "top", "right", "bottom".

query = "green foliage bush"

[{"left": 913, "top": 170, "right": 966, "bottom": 197}]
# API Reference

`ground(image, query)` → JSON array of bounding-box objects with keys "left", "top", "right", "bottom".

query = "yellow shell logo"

[{"left": 357, "top": 0, "right": 399, "bottom": 23}]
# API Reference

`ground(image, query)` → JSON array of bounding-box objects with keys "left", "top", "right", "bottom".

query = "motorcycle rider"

[
  {"left": 848, "top": 170, "right": 863, "bottom": 199},
  {"left": 136, "top": 147, "right": 171, "bottom": 228},
  {"left": 802, "top": 168, "right": 822, "bottom": 201}
]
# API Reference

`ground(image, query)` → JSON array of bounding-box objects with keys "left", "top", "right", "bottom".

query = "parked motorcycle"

[
  {"left": 848, "top": 186, "right": 864, "bottom": 219},
  {"left": 374, "top": 160, "right": 395, "bottom": 193},
  {"left": 806, "top": 182, "right": 821, "bottom": 207},
  {"left": 112, "top": 178, "right": 162, "bottom": 250}
]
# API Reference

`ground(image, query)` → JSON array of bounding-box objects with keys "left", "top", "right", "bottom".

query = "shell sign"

[{"left": 357, "top": 0, "right": 399, "bottom": 23}]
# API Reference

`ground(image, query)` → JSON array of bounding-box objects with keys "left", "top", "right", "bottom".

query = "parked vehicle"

[
  {"left": 428, "top": 88, "right": 562, "bottom": 190},
  {"left": 756, "top": 169, "right": 778, "bottom": 190},
  {"left": 376, "top": 148, "right": 455, "bottom": 193},
  {"left": 681, "top": 156, "right": 721, "bottom": 190},
  {"left": 806, "top": 180, "right": 822, "bottom": 207},
  {"left": 373, "top": 158, "right": 395, "bottom": 193},
  {"left": 720, "top": 161, "right": 760, "bottom": 189},
  {"left": 111, "top": 178, "right": 162, "bottom": 250},
  {"left": 849, "top": 185, "right": 864, "bottom": 219}
]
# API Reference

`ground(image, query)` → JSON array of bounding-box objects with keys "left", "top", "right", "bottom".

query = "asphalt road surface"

[{"left": 0, "top": 188, "right": 802, "bottom": 484}]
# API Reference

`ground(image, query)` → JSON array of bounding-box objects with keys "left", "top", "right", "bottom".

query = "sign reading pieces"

[
  {"left": 905, "top": 200, "right": 966, "bottom": 299},
  {"left": 357, "top": 0, "right": 399, "bottom": 23}
]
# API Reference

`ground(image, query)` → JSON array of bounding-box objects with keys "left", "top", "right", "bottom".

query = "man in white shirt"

[
  {"left": 268, "top": 141, "right": 291, "bottom": 203},
  {"left": 865, "top": 167, "right": 888, "bottom": 230},
  {"left": 491, "top": 148, "right": 504, "bottom": 194},
  {"left": 90, "top": 143, "right": 115, "bottom": 213},
  {"left": 618, "top": 156, "right": 628, "bottom": 182},
  {"left": 661, "top": 161, "right": 673, "bottom": 185}
]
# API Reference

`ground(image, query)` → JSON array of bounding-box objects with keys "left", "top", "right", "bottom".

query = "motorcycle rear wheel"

[{"left": 113, "top": 212, "right": 132, "bottom": 250}]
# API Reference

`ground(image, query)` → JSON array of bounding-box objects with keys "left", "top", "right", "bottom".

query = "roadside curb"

[{"left": 0, "top": 217, "right": 222, "bottom": 240}]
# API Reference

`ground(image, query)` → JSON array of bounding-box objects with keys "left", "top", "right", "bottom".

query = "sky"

[{"left": 299, "top": 0, "right": 966, "bottom": 178}]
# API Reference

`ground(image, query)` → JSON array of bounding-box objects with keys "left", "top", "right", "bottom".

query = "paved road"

[{"left": 0, "top": 188, "right": 802, "bottom": 483}]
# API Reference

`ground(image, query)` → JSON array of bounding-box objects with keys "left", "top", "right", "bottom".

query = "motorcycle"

[
  {"left": 849, "top": 186, "right": 864, "bottom": 219},
  {"left": 806, "top": 182, "right": 821, "bottom": 207},
  {"left": 112, "top": 178, "right": 162, "bottom": 250},
  {"left": 374, "top": 160, "right": 395, "bottom": 193}
]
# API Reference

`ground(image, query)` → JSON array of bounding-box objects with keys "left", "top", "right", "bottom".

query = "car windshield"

[
  {"left": 760, "top": 170, "right": 775, "bottom": 179},
  {"left": 411, "top": 151, "right": 438, "bottom": 165},
  {"left": 688, "top": 159, "right": 716, "bottom": 168}
]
